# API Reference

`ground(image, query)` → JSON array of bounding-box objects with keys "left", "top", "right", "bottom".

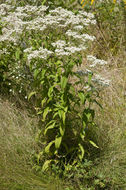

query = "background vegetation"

[{"left": 0, "top": 0, "right": 126, "bottom": 189}]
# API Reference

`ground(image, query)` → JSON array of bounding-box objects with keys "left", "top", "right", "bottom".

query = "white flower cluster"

[
  {"left": 0, "top": 11, "right": 24, "bottom": 43},
  {"left": 75, "top": 69, "right": 93, "bottom": 76},
  {"left": 86, "top": 55, "right": 110, "bottom": 87},
  {"left": 15, "top": 5, "right": 48, "bottom": 16},
  {"left": 75, "top": 54, "right": 110, "bottom": 87},
  {"left": 0, "top": 5, "right": 48, "bottom": 43},
  {"left": 52, "top": 40, "right": 86, "bottom": 57},
  {"left": 0, "top": 48, "right": 10, "bottom": 55},
  {"left": 52, "top": 40, "right": 66, "bottom": 49},
  {"left": 87, "top": 55, "right": 108, "bottom": 68},
  {"left": 0, "top": 3, "right": 12, "bottom": 16},
  {"left": 0, "top": 4, "right": 96, "bottom": 48},
  {"left": 92, "top": 74, "right": 110, "bottom": 87},
  {"left": 73, "top": 25, "right": 84, "bottom": 31},
  {"left": 0, "top": 2, "right": 110, "bottom": 89},
  {"left": 24, "top": 47, "right": 53, "bottom": 62}
]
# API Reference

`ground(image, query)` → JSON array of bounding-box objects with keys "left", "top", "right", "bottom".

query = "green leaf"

[
  {"left": 60, "top": 125, "right": 65, "bottom": 136},
  {"left": 34, "top": 69, "right": 40, "bottom": 79},
  {"left": 83, "top": 121, "right": 86, "bottom": 128},
  {"left": 15, "top": 48, "right": 20, "bottom": 60},
  {"left": 86, "top": 112, "right": 91, "bottom": 120},
  {"left": 42, "top": 160, "right": 52, "bottom": 172},
  {"left": 70, "top": 86, "right": 75, "bottom": 95},
  {"left": 35, "top": 129, "right": 41, "bottom": 142},
  {"left": 61, "top": 76, "right": 68, "bottom": 90},
  {"left": 43, "top": 107, "right": 51, "bottom": 122},
  {"left": 53, "top": 112, "right": 58, "bottom": 119},
  {"left": 62, "top": 111, "right": 66, "bottom": 124},
  {"left": 45, "top": 120, "right": 55, "bottom": 127},
  {"left": 78, "top": 92, "right": 85, "bottom": 104},
  {"left": 78, "top": 113, "right": 82, "bottom": 119},
  {"left": 80, "top": 131, "right": 85, "bottom": 141},
  {"left": 28, "top": 91, "right": 36, "bottom": 100},
  {"left": 58, "top": 109, "right": 63, "bottom": 119},
  {"left": 36, "top": 151, "right": 43, "bottom": 164},
  {"left": 44, "top": 122, "right": 56, "bottom": 135},
  {"left": 64, "top": 106, "right": 68, "bottom": 112},
  {"left": 45, "top": 141, "right": 55, "bottom": 154},
  {"left": 55, "top": 136, "right": 62, "bottom": 149},
  {"left": 41, "top": 98, "right": 47, "bottom": 108},
  {"left": 41, "top": 69, "right": 46, "bottom": 79},
  {"left": 58, "top": 110, "right": 66, "bottom": 124},
  {"left": 48, "top": 86, "right": 53, "bottom": 98},
  {"left": 78, "top": 143, "right": 85, "bottom": 160},
  {"left": 88, "top": 73, "right": 92, "bottom": 85},
  {"left": 89, "top": 140, "right": 99, "bottom": 148},
  {"left": 37, "top": 110, "right": 43, "bottom": 115}
]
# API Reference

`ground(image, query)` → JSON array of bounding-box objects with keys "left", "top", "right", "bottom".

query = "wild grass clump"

[
  {"left": 0, "top": 97, "right": 64, "bottom": 190},
  {"left": 92, "top": 66, "right": 126, "bottom": 189}
]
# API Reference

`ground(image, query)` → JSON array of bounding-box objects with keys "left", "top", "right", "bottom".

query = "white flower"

[
  {"left": 65, "top": 46, "right": 82, "bottom": 54},
  {"left": 82, "top": 34, "right": 95, "bottom": 41},
  {"left": 92, "top": 75, "right": 110, "bottom": 87},
  {"left": 73, "top": 25, "right": 83, "bottom": 31},
  {"left": 26, "top": 47, "right": 53, "bottom": 62},
  {"left": 55, "top": 49, "right": 70, "bottom": 56},
  {"left": 87, "top": 55, "right": 107, "bottom": 67},
  {"left": 52, "top": 40, "right": 66, "bottom": 49},
  {"left": 24, "top": 47, "right": 33, "bottom": 53}
]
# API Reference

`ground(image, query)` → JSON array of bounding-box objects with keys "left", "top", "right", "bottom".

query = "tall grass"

[
  {"left": 93, "top": 65, "right": 126, "bottom": 189},
  {"left": 0, "top": 97, "right": 63, "bottom": 190}
]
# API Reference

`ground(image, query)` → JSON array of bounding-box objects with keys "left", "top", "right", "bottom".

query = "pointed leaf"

[
  {"left": 28, "top": 91, "right": 36, "bottom": 100},
  {"left": 41, "top": 98, "right": 47, "bottom": 108},
  {"left": 55, "top": 136, "right": 62, "bottom": 149},
  {"left": 45, "top": 141, "right": 55, "bottom": 154},
  {"left": 62, "top": 111, "right": 66, "bottom": 124},
  {"left": 61, "top": 76, "right": 68, "bottom": 90},
  {"left": 48, "top": 86, "right": 53, "bottom": 98},
  {"left": 15, "top": 48, "right": 20, "bottom": 60},
  {"left": 34, "top": 69, "right": 40, "bottom": 79},
  {"left": 42, "top": 160, "right": 52, "bottom": 172},
  {"left": 89, "top": 140, "right": 99, "bottom": 148},
  {"left": 42, "top": 107, "right": 51, "bottom": 121},
  {"left": 44, "top": 122, "right": 56, "bottom": 135},
  {"left": 41, "top": 69, "right": 46, "bottom": 79},
  {"left": 78, "top": 92, "right": 85, "bottom": 104},
  {"left": 60, "top": 125, "right": 65, "bottom": 136},
  {"left": 88, "top": 73, "right": 92, "bottom": 85},
  {"left": 78, "top": 143, "right": 85, "bottom": 160}
]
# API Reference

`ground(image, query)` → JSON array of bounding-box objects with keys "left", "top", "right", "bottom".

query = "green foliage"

[
  {"left": 0, "top": 0, "right": 101, "bottom": 178},
  {"left": 31, "top": 55, "right": 99, "bottom": 171},
  {"left": 51, "top": 159, "right": 112, "bottom": 190}
]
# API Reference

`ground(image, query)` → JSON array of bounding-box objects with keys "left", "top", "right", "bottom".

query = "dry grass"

[
  {"left": 93, "top": 62, "right": 126, "bottom": 188},
  {"left": 0, "top": 98, "right": 63, "bottom": 190}
]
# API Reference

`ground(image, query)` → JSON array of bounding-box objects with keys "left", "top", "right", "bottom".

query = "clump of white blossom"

[
  {"left": 24, "top": 47, "right": 53, "bottom": 62},
  {"left": 0, "top": 2, "right": 110, "bottom": 97}
]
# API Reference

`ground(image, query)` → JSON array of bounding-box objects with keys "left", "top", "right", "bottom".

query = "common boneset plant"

[{"left": 0, "top": 2, "right": 110, "bottom": 171}]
